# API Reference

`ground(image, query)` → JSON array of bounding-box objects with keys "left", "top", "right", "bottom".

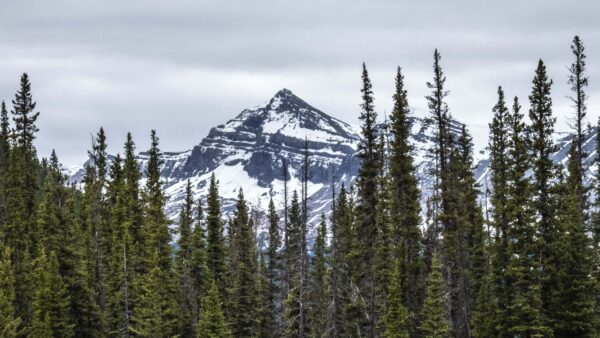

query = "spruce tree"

[
  {"left": 133, "top": 130, "right": 178, "bottom": 337},
  {"left": 266, "top": 198, "right": 281, "bottom": 336},
  {"left": 551, "top": 146, "right": 596, "bottom": 337},
  {"left": 567, "top": 35, "right": 589, "bottom": 215},
  {"left": 197, "top": 275, "right": 232, "bottom": 338},
  {"left": 487, "top": 86, "right": 511, "bottom": 333},
  {"left": 205, "top": 174, "right": 227, "bottom": 301},
  {"left": 176, "top": 180, "right": 197, "bottom": 337},
  {"left": 0, "top": 247, "right": 20, "bottom": 338},
  {"left": 354, "top": 63, "right": 381, "bottom": 338},
  {"left": 257, "top": 251, "right": 273, "bottom": 338},
  {"left": 131, "top": 250, "right": 178, "bottom": 338},
  {"left": 505, "top": 97, "right": 552, "bottom": 337},
  {"left": 383, "top": 259, "right": 410, "bottom": 338},
  {"left": 283, "top": 191, "right": 310, "bottom": 337},
  {"left": 310, "top": 214, "right": 329, "bottom": 336},
  {"left": 328, "top": 184, "right": 356, "bottom": 337},
  {"left": 0, "top": 101, "right": 9, "bottom": 223},
  {"left": 471, "top": 263, "right": 498, "bottom": 338},
  {"left": 105, "top": 154, "right": 135, "bottom": 336},
  {"left": 388, "top": 67, "right": 423, "bottom": 334},
  {"left": 30, "top": 249, "right": 74, "bottom": 338},
  {"left": 527, "top": 59, "right": 558, "bottom": 328},
  {"left": 230, "top": 189, "right": 259, "bottom": 337},
  {"left": 418, "top": 253, "right": 449, "bottom": 338}
]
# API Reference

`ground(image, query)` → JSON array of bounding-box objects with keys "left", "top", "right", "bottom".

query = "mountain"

[{"left": 68, "top": 89, "right": 599, "bottom": 240}]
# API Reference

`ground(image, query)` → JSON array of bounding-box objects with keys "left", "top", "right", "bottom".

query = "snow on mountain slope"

[{"left": 69, "top": 88, "right": 599, "bottom": 242}]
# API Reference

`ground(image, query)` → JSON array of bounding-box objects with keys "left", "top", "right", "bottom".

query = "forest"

[{"left": 0, "top": 35, "right": 597, "bottom": 338}]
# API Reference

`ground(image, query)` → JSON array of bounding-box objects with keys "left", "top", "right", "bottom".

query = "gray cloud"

[{"left": 0, "top": 0, "right": 599, "bottom": 165}]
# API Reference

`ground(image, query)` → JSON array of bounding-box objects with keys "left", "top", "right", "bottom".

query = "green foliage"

[
  {"left": 0, "top": 247, "right": 20, "bottom": 338},
  {"left": 197, "top": 276, "right": 231, "bottom": 338},
  {"left": 418, "top": 254, "right": 449, "bottom": 338},
  {"left": 383, "top": 259, "right": 410, "bottom": 338},
  {"left": 30, "top": 248, "right": 74, "bottom": 338}
]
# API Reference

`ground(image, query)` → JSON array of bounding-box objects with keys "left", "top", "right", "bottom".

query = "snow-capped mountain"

[{"left": 68, "top": 88, "right": 599, "bottom": 240}]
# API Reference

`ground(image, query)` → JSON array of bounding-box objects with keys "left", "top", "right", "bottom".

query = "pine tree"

[
  {"left": 310, "top": 214, "right": 329, "bottom": 336},
  {"left": 418, "top": 253, "right": 449, "bottom": 338},
  {"left": 382, "top": 259, "right": 410, "bottom": 338},
  {"left": 354, "top": 63, "right": 381, "bottom": 338},
  {"left": 30, "top": 249, "right": 74, "bottom": 338},
  {"left": 197, "top": 275, "right": 232, "bottom": 338},
  {"left": 205, "top": 174, "right": 228, "bottom": 302},
  {"left": 388, "top": 67, "right": 423, "bottom": 334},
  {"left": 230, "top": 189, "right": 259, "bottom": 337},
  {"left": 0, "top": 247, "right": 20, "bottom": 338}
]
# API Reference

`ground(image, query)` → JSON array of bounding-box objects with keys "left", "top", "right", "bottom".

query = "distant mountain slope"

[{"left": 69, "top": 89, "right": 598, "bottom": 240}]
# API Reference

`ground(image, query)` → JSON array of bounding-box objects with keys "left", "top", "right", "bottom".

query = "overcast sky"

[{"left": 0, "top": 0, "right": 599, "bottom": 166}]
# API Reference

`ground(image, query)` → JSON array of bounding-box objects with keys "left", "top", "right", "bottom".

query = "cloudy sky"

[{"left": 0, "top": 0, "right": 598, "bottom": 166}]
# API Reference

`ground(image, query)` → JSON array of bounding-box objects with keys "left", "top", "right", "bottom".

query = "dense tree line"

[{"left": 0, "top": 35, "right": 598, "bottom": 338}]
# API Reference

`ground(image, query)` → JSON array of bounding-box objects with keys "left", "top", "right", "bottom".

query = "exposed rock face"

[{"left": 69, "top": 88, "right": 598, "bottom": 241}]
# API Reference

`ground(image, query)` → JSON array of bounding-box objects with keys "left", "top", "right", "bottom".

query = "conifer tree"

[
  {"left": 122, "top": 133, "right": 146, "bottom": 288},
  {"left": 527, "top": 59, "right": 558, "bottom": 327},
  {"left": 388, "top": 67, "right": 423, "bottom": 334},
  {"left": 328, "top": 184, "right": 356, "bottom": 337},
  {"left": 471, "top": 263, "right": 498, "bottom": 338},
  {"left": 383, "top": 259, "right": 409, "bottom": 338},
  {"left": 505, "top": 97, "right": 552, "bottom": 337},
  {"left": 283, "top": 191, "right": 310, "bottom": 337},
  {"left": 82, "top": 127, "right": 110, "bottom": 325},
  {"left": 30, "top": 249, "right": 74, "bottom": 338},
  {"left": 418, "top": 253, "right": 449, "bottom": 338},
  {"left": 0, "top": 101, "right": 9, "bottom": 222},
  {"left": 197, "top": 276, "right": 232, "bottom": 338},
  {"left": 230, "top": 189, "right": 259, "bottom": 337},
  {"left": 310, "top": 214, "right": 329, "bottom": 336},
  {"left": 105, "top": 154, "right": 135, "bottom": 335},
  {"left": 176, "top": 180, "right": 197, "bottom": 337},
  {"left": 205, "top": 174, "right": 227, "bottom": 301},
  {"left": 567, "top": 35, "right": 589, "bottom": 215},
  {"left": 11, "top": 73, "right": 39, "bottom": 218},
  {"left": 131, "top": 250, "right": 178, "bottom": 338},
  {"left": 354, "top": 63, "right": 381, "bottom": 338},
  {"left": 266, "top": 198, "right": 282, "bottom": 336},
  {"left": 487, "top": 86, "right": 511, "bottom": 332},
  {"left": 257, "top": 251, "right": 274, "bottom": 338},
  {"left": 0, "top": 247, "right": 20, "bottom": 338},
  {"left": 551, "top": 146, "right": 596, "bottom": 337},
  {"left": 133, "top": 130, "right": 178, "bottom": 337}
]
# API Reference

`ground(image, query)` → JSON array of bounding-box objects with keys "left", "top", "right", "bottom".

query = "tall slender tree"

[
  {"left": 354, "top": 63, "right": 381, "bottom": 338},
  {"left": 388, "top": 67, "right": 423, "bottom": 334}
]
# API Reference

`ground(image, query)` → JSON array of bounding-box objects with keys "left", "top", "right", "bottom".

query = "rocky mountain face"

[{"left": 69, "top": 89, "right": 599, "bottom": 240}]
